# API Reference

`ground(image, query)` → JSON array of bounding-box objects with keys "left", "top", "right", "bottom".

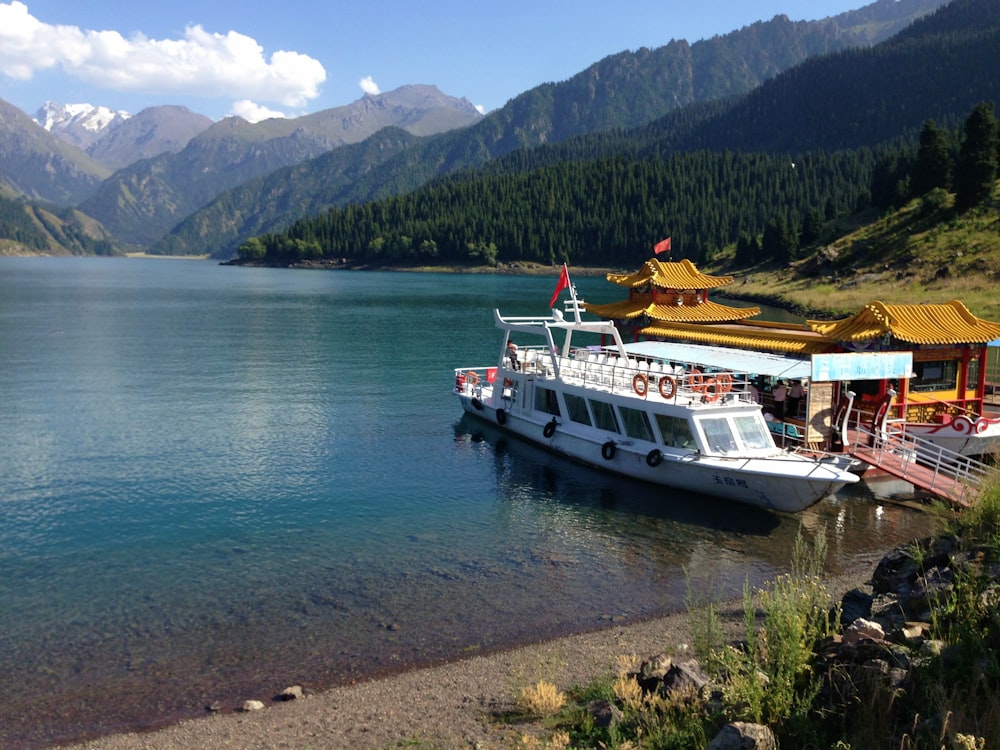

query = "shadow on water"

[{"left": 454, "top": 412, "right": 783, "bottom": 536}]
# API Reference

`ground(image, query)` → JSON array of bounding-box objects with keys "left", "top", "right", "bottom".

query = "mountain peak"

[{"left": 34, "top": 101, "right": 131, "bottom": 149}]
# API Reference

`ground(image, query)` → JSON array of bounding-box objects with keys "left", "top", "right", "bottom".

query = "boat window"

[
  {"left": 700, "top": 418, "right": 738, "bottom": 453},
  {"left": 563, "top": 392, "right": 592, "bottom": 426},
  {"left": 910, "top": 359, "right": 958, "bottom": 393},
  {"left": 588, "top": 399, "right": 620, "bottom": 433},
  {"left": 534, "top": 386, "right": 561, "bottom": 416},
  {"left": 733, "top": 415, "right": 772, "bottom": 449},
  {"left": 654, "top": 414, "right": 695, "bottom": 450},
  {"left": 618, "top": 405, "right": 653, "bottom": 441}
]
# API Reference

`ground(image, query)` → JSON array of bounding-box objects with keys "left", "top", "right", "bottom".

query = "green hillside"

[{"left": 714, "top": 179, "right": 1000, "bottom": 320}]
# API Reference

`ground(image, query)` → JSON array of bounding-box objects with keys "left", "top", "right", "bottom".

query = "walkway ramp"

[{"left": 846, "top": 427, "right": 991, "bottom": 507}]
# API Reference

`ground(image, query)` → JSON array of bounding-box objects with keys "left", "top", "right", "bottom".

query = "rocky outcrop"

[{"left": 626, "top": 533, "right": 1000, "bottom": 747}]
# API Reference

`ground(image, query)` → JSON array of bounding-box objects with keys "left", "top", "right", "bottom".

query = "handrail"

[{"left": 844, "top": 405, "right": 990, "bottom": 506}]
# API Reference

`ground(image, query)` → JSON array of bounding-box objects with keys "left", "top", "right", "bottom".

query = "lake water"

[{"left": 0, "top": 258, "right": 942, "bottom": 748}]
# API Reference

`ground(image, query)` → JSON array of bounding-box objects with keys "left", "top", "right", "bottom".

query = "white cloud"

[
  {"left": 358, "top": 76, "right": 380, "bottom": 96},
  {"left": 231, "top": 100, "right": 287, "bottom": 123},
  {"left": 475, "top": 104, "right": 486, "bottom": 115},
  {"left": 0, "top": 2, "right": 326, "bottom": 107}
]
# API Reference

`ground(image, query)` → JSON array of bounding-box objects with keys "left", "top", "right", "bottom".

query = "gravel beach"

[{"left": 66, "top": 562, "right": 879, "bottom": 750}]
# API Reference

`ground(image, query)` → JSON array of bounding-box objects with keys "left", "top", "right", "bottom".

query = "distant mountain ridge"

[
  {"left": 34, "top": 101, "right": 130, "bottom": 148},
  {"left": 157, "top": 0, "right": 951, "bottom": 258},
  {"left": 0, "top": 99, "right": 109, "bottom": 205},
  {"left": 0, "top": 0, "right": 952, "bottom": 256},
  {"left": 77, "top": 85, "right": 484, "bottom": 249}
]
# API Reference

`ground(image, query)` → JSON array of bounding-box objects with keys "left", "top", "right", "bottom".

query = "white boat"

[{"left": 452, "top": 268, "right": 859, "bottom": 513}]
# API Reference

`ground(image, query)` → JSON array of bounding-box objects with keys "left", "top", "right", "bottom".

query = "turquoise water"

[{"left": 0, "top": 258, "right": 941, "bottom": 747}]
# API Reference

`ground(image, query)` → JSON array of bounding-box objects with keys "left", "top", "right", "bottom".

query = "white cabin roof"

[{"left": 621, "top": 341, "right": 811, "bottom": 380}]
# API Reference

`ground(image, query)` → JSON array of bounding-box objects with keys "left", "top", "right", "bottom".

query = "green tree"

[
  {"left": 910, "top": 119, "right": 952, "bottom": 196},
  {"left": 954, "top": 101, "right": 999, "bottom": 212}
]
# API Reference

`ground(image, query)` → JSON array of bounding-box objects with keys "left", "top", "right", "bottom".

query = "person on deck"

[
  {"left": 788, "top": 380, "right": 804, "bottom": 418},
  {"left": 506, "top": 341, "right": 520, "bottom": 370},
  {"left": 773, "top": 380, "right": 788, "bottom": 421}
]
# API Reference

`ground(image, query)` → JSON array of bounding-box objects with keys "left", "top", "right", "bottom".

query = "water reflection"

[{"left": 453, "top": 413, "right": 944, "bottom": 579}]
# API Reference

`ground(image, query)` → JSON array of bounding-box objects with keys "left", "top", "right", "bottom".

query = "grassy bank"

[
  {"left": 509, "top": 480, "right": 1000, "bottom": 749},
  {"left": 706, "top": 190, "right": 1000, "bottom": 321}
]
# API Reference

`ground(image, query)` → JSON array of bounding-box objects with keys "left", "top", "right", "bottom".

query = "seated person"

[{"left": 506, "top": 341, "right": 520, "bottom": 370}]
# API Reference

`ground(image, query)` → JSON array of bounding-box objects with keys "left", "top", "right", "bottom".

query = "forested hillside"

[
  {"left": 237, "top": 0, "right": 999, "bottom": 270},
  {"left": 237, "top": 150, "right": 876, "bottom": 268},
  {"left": 0, "top": 195, "right": 120, "bottom": 256},
  {"left": 157, "top": 0, "right": 942, "bottom": 258}
]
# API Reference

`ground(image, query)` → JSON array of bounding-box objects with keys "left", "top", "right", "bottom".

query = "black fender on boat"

[
  {"left": 543, "top": 419, "right": 557, "bottom": 438},
  {"left": 495, "top": 408, "right": 507, "bottom": 426},
  {"left": 646, "top": 448, "right": 663, "bottom": 467},
  {"left": 601, "top": 441, "right": 616, "bottom": 460},
  {"left": 471, "top": 397, "right": 483, "bottom": 411}
]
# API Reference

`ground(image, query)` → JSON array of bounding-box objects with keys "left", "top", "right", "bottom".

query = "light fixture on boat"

[{"left": 552, "top": 308, "right": 564, "bottom": 320}]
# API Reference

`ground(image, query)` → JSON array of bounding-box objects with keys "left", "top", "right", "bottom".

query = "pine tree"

[
  {"left": 954, "top": 101, "right": 999, "bottom": 212},
  {"left": 910, "top": 120, "right": 952, "bottom": 197}
]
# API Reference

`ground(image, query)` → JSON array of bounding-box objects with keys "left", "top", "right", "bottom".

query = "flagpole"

[{"left": 565, "top": 263, "right": 583, "bottom": 322}]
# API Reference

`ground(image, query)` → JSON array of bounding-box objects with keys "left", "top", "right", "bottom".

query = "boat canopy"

[{"left": 621, "top": 340, "right": 811, "bottom": 380}]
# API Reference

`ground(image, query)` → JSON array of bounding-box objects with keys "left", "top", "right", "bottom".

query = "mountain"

[
  {"left": 237, "top": 0, "right": 999, "bottom": 271},
  {"left": 156, "top": 0, "right": 949, "bottom": 258},
  {"left": 34, "top": 101, "right": 130, "bottom": 149},
  {"left": 84, "top": 106, "right": 214, "bottom": 171},
  {"left": 35, "top": 102, "right": 215, "bottom": 171},
  {"left": 0, "top": 99, "right": 109, "bottom": 205},
  {"left": 79, "top": 85, "right": 483, "bottom": 250},
  {"left": 0, "top": 193, "right": 120, "bottom": 256}
]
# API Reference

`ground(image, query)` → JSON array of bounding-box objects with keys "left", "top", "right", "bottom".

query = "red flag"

[
  {"left": 653, "top": 237, "right": 672, "bottom": 255},
  {"left": 549, "top": 264, "right": 570, "bottom": 308}
]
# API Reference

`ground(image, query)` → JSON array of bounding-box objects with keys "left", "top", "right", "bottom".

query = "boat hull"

[
  {"left": 903, "top": 415, "right": 1000, "bottom": 457},
  {"left": 459, "top": 395, "right": 855, "bottom": 513}
]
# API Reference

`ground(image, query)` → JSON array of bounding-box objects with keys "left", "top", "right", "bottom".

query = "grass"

[
  {"left": 708, "top": 187, "right": 1000, "bottom": 321},
  {"left": 502, "top": 488, "right": 1000, "bottom": 748}
]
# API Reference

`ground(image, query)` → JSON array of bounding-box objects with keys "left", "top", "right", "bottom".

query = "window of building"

[{"left": 910, "top": 360, "right": 958, "bottom": 393}]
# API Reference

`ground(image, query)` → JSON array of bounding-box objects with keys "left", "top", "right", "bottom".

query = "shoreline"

[{"left": 67, "top": 560, "right": 880, "bottom": 750}]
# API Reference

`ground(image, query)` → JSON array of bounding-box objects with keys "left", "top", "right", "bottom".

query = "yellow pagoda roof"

[
  {"left": 606, "top": 258, "right": 734, "bottom": 290},
  {"left": 583, "top": 298, "right": 759, "bottom": 322},
  {"left": 807, "top": 300, "right": 1000, "bottom": 345},
  {"left": 639, "top": 320, "right": 836, "bottom": 355}
]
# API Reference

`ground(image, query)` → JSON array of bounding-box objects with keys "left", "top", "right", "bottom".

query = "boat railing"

[{"left": 539, "top": 348, "right": 757, "bottom": 406}]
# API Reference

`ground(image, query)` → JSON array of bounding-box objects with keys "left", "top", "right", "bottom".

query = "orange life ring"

[
  {"left": 658, "top": 376, "right": 676, "bottom": 400},
  {"left": 687, "top": 368, "right": 704, "bottom": 393},
  {"left": 632, "top": 372, "right": 649, "bottom": 396},
  {"left": 717, "top": 372, "right": 733, "bottom": 394},
  {"left": 466, "top": 370, "right": 480, "bottom": 385},
  {"left": 702, "top": 377, "right": 720, "bottom": 403}
]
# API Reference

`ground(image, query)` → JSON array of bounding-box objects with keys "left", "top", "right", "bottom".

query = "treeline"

[
  {"left": 239, "top": 149, "right": 877, "bottom": 268},
  {"left": 0, "top": 195, "right": 119, "bottom": 256}
]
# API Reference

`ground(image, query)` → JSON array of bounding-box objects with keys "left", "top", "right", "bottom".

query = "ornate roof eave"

[
  {"left": 606, "top": 258, "right": 734, "bottom": 290},
  {"left": 644, "top": 300, "right": 760, "bottom": 323},
  {"left": 639, "top": 320, "right": 836, "bottom": 355},
  {"left": 807, "top": 300, "right": 1000, "bottom": 345},
  {"left": 584, "top": 298, "right": 758, "bottom": 325}
]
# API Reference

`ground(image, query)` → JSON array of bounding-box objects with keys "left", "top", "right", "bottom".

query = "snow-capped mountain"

[{"left": 34, "top": 101, "right": 131, "bottom": 150}]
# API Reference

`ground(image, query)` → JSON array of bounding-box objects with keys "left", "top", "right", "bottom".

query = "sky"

[{"left": 1, "top": 0, "right": 874, "bottom": 124}]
